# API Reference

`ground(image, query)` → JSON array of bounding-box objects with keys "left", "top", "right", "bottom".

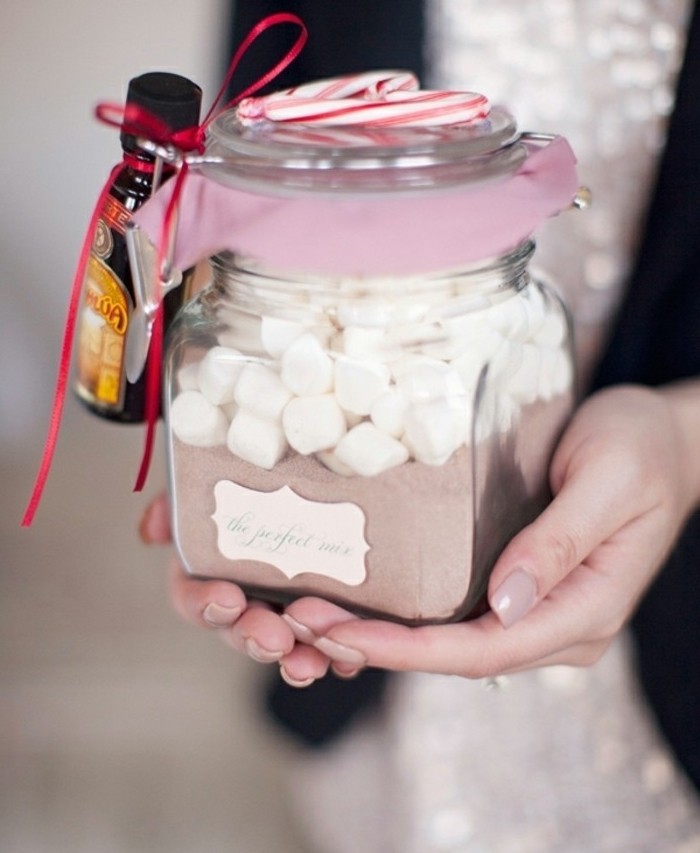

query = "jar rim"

[{"left": 211, "top": 239, "right": 536, "bottom": 285}]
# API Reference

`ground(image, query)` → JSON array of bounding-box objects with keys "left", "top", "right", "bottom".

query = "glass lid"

[{"left": 201, "top": 105, "right": 526, "bottom": 194}]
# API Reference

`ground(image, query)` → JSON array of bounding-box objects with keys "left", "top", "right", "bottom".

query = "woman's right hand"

[{"left": 139, "top": 493, "right": 339, "bottom": 687}]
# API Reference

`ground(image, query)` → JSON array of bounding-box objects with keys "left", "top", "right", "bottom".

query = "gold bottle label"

[{"left": 76, "top": 251, "right": 130, "bottom": 409}]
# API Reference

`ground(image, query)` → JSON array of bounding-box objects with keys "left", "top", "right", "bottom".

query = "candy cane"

[
  {"left": 275, "top": 69, "right": 419, "bottom": 100},
  {"left": 238, "top": 71, "right": 490, "bottom": 128}
]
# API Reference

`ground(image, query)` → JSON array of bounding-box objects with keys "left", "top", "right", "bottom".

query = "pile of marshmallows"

[{"left": 168, "top": 278, "right": 571, "bottom": 477}]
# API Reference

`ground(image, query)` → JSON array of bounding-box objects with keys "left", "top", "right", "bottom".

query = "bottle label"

[
  {"left": 211, "top": 480, "right": 370, "bottom": 586},
  {"left": 76, "top": 250, "right": 131, "bottom": 408}
]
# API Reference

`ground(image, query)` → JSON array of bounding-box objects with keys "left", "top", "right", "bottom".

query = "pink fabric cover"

[{"left": 133, "top": 136, "right": 578, "bottom": 276}]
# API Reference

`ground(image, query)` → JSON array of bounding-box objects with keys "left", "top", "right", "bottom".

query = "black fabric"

[
  {"left": 592, "top": 0, "right": 700, "bottom": 793},
  {"left": 224, "top": 0, "right": 425, "bottom": 98},
  {"left": 264, "top": 668, "right": 388, "bottom": 748}
]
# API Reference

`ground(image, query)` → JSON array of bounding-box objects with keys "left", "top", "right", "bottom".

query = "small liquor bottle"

[{"left": 74, "top": 71, "right": 202, "bottom": 422}]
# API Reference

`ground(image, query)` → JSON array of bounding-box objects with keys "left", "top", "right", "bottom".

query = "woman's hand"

[
  {"left": 141, "top": 381, "right": 700, "bottom": 684},
  {"left": 140, "top": 494, "right": 336, "bottom": 687},
  {"left": 279, "top": 383, "right": 700, "bottom": 678}
]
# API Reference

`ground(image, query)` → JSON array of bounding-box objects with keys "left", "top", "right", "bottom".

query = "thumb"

[{"left": 487, "top": 464, "right": 632, "bottom": 628}]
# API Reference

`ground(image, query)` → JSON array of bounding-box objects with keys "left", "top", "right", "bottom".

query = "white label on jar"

[{"left": 212, "top": 480, "right": 369, "bottom": 586}]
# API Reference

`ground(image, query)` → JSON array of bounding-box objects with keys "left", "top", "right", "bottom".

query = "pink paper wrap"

[{"left": 133, "top": 136, "right": 578, "bottom": 277}]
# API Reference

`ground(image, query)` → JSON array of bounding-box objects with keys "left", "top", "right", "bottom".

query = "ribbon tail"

[{"left": 21, "top": 163, "right": 125, "bottom": 527}]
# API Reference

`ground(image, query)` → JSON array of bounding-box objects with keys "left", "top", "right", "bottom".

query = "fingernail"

[
  {"left": 203, "top": 602, "right": 242, "bottom": 628},
  {"left": 139, "top": 498, "right": 170, "bottom": 544},
  {"left": 281, "top": 613, "right": 317, "bottom": 644},
  {"left": 492, "top": 568, "right": 538, "bottom": 628},
  {"left": 244, "top": 637, "right": 284, "bottom": 664},
  {"left": 314, "top": 637, "right": 367, "bottom": 666},
  {"left": 280, "top": 666, "right": 316, "bottom": 689},
  {"left": 332, "top": 663, "right": 362, "bottom": 680}
]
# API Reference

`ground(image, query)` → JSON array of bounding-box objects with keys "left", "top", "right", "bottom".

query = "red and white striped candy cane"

[
  {"left": 274, "top": 69, "right": 419, "bottom": 100},
  {"left": 237, "top": 71, "right": 490, "bottom": 128}
]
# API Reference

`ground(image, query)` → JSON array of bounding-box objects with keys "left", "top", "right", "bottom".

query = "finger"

[
  {"left": 487, "top": 458, "right": 641, "bottom": 628},
  {"left": 313, "top": 569, "right": 609, "bottom": 677},
  {"left": 279, "top": 644, "right": 331, "bottom": 688},
  {"left": 225, "top": 601, "right": 296, "bottom": 662},
  {"left": 283, "top": 597, "right": 360, "bottom": 644},
  {"left": 168, "top": 558, "right": 247, "bottom": 628},
  {"left": 139, "top": 492, "right": 171, "bottom": 544}
]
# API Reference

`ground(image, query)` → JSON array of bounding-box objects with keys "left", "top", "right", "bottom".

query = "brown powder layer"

[{"left": 172, "top": 441, "right": 472, "bottom": 623}]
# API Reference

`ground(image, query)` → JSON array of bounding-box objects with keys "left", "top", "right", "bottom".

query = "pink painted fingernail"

[
  {"left": 332, "top": 663, "right": 362, "bottom": 680},
  {"left": 314, "top": 637, "right": 367, "bottom": 666},
  {"left": 491, "top": 568, "right": 538, "bottom": 628},
  {"left": 244, "top": 637, "right": 284, "bottom": 664},
  {"left": 281, "top": 613, "right": 317, "bottom": 643},
  {"left": 203, "top": 603, "right": 242, "bottom": 628},
  {"left": 280, "top": 666, "right": 316, "bottom": 689},
  {"left": 139, "top": 497, "right": 170, "bottom": 544}
]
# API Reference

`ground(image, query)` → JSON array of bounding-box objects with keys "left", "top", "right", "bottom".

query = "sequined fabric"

[
  {"left": 291, "top": 639, "right": 700, "bottom": 852},
  {"left": 427, "top": 0, "right": 691, "bottom": 381},
  {"left": 287, "top": 3, "right": 700, "bottom": 851}
]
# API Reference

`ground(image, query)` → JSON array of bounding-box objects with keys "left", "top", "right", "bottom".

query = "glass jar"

[
  {"left": 160, "top": 99, "right": 579, "bottom": 624},
  {"left": 165, "top": 243, "right": 573, "bottom": 624}
]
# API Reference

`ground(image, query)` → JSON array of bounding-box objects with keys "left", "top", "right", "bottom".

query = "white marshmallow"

[
  {"left": 334, "top": 356, "right": 391, "bottom": 415},
  {"left": 488, "top": 339, "right": 523, "bottom": 382},
  {"left": 505, "top": 342, "right": 541, "bottom": 405},
  {"left": 260, "top": 315, "right": 309, "bottom": 359},
  {"left": 551, "top": 350, "right": 574, "bottom": 396},
  {"left": 169, "top": 390, "right": 229, "bottom": 447},
  {"left": 176, "top": 361, "right": 201, "bottom": 392},
  {"left": 370, "top": 388, "right": 409, "bottom": 438},
  {"left": 426, "top": 292, "right": 491, "bottom": 322},
  {"left": 522, "top": 282, "right": 547, "bottom": 337},
  {"left": 473, "top": 392, "right": 496, "bottom": 445},
  {"left": 317, "top": 448, "right": 356, "bottom": 477},
  {"left": 450, "top": 349, "right": 488, "bottom": 398},
  {"left": 390, "top": 353, "right": 440, "bottom": 383},
  {"left": 492, "top": 392, "right": 521, "bottom": 435},
  {"left": 487, "top": 295, "right": 530, "bottom": 341},
  {"left": 534, "top": 312, "right": 568, "bottom": 349},
  {"left": 198, "top": 346, "right": 245, "bottom": 405},
  {"left": 340, "top": 326, "right": 399, "bottom": 362},
  {"left": 227, "top": 409, "right": 288, "bottom": 469},
  {"left": 280, "top": 333, "right": 334, "bottom": 396},
  {"left": 282, "top": 394, "right": 347, "bottom": 455},
  {"left": 335, "top": 422, "right": 409, "bottom": 477},
  {"left": 234, "top": 362, "right": 292, "bottom": 421},
  {"left": 537, "top": 345, "right": 573, "bottom": 400},
  {"left": 336, "top": 298, "right": 396, "bottom": 329},
  {"left": 403, "top": 397, "right": 469, "bottom": 464},
  {"left": 416, "top": 336, "right": 467, "bottom": 361},
  {"left": 439, "top": 307, "right": 484, "bottom": 333},
  {"left": 395, "top": 359, "right": 466, "bottom": 403}
]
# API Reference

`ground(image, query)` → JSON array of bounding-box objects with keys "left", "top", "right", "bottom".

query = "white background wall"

[{"left": 1, "top": 0, "right": 228, "bottom": 450}]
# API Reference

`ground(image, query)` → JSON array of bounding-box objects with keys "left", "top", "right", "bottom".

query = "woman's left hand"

[{"left": 277, "top": 383, "right": 700, "bottom": 681}]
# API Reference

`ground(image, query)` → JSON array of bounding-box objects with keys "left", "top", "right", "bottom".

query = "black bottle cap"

[{"left": 121, "top": 71, "right": 202, "bottom": 149}]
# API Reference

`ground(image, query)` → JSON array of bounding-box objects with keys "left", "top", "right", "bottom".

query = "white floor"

[{"left": 2, "top": 399, "right": 312, "bottom": 853}]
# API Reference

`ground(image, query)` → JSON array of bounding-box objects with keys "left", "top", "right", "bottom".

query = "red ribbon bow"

[{"left": 22, "top": 12, "right": 307, "bottom": 526}]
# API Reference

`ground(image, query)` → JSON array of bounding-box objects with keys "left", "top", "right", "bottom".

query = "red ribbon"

[{"left": 22, "top": 12, "right": 307, "bottom": 526}]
